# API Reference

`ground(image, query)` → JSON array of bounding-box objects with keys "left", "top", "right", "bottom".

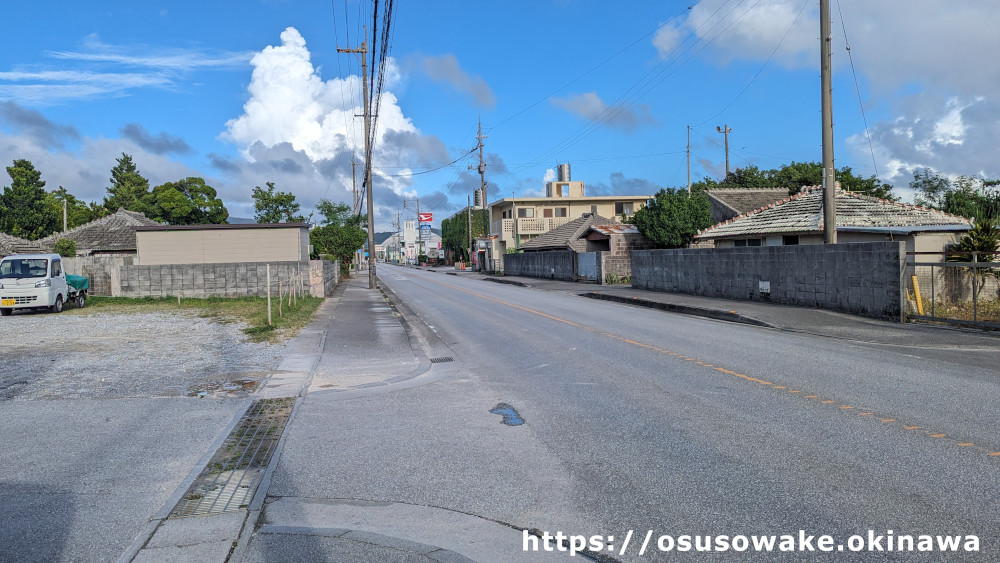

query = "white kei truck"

[{"left": 0, "top": 253, "right": 89, "bottom": 316}]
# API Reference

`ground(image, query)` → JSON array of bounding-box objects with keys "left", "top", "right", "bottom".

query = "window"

[
  {"left": 554, "top": 208, "right": 567, "bottom": 217},
  {"left": 734, "top": 238, "right": 762, "bottom": 247},
  {"left": 52, "top": 260, "right": 61, "bottom": 276},
  {"left": 591, "top": 205, "right": 598, "bottom": 214},
  {"left": 543, "top": 209, "right": 553, "bottom": 218},
  {"left": 615, "top": 202, "right": 634, "bottom": 215},
  {"left": 0, "top": 258, "right": 49, "bottom": 278},
  {"left": 517, "top": 208, "right": 534, "bottom": 218},
  {"left": 782, "top": 235, "right": 800, "bottom": 246}
]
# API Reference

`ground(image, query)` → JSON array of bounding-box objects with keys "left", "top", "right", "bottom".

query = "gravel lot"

[{"left": 1, "top": 309, "right": 286, "bottom": 401}]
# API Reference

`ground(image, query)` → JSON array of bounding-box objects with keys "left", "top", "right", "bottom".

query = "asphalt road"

[{"left": 355, "top": 264, "right": 999, "bottom": 560}]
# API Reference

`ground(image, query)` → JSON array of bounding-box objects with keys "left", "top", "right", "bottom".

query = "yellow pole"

[{"left": 911, "top": 275, "right": 924, "bottom": 316}]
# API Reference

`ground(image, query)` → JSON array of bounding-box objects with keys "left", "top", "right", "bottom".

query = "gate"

[
  {"left": 906, "top": 251, "right": 1000, "bottom": 328},
  {"left": 577, "top": 252, "right": 599, "bottom": 282}
]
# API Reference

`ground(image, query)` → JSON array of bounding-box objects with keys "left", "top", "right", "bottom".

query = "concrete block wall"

[
  {"left": 63, "top": 255, "right": 136, "bottom": 296},
  {"left": 601, "top": 255, "right": 632, "bottom": 284},
  {"left": 504, "top": 251, "right": 576, "bottom": 281},
  {"left": 631, "top": 242, "right": 906, "bottom": 321},
  {"left": 118, "top": 261, "right": 337, "bottom": 299}
]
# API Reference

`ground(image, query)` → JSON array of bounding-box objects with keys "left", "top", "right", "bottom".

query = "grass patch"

[{"left": 76, "top": 294, "right": 323, "bottom": 342}]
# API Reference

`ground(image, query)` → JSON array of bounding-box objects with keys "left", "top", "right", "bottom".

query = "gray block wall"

[
  {"left": 504, "top": 251, "right": 576, "bottom": 281},
  {"left": 631, "top": 242, "right": 906, "bottom": 321},
  {"left": 118, "top": 261, "right": 337, "bottom": 299}
]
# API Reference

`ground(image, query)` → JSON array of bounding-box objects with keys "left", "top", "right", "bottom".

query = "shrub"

[{"left": 54, "top": 238, "right": 77, "bottom": 257}]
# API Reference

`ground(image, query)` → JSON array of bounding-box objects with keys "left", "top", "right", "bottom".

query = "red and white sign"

[{"left": 418, "top": 212, "right": 433, "bottom": 222}]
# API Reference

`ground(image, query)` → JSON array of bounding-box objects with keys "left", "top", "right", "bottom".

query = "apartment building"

[{"left": 487, "top": 164, "right": 651, "bottom": 253}]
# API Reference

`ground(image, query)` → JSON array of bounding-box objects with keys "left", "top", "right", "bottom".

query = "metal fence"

[{"left": 906, "top": 252, "right": 1000, "bottom": 328}]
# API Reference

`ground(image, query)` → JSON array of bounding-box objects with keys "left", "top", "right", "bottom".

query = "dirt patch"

[{"left": 0, "top": 311, "right": 285, "bottom": 400}]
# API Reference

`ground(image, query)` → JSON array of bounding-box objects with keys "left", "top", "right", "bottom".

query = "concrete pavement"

[{"left": 125, "top": 266, "right": 998, "bottom": 562}]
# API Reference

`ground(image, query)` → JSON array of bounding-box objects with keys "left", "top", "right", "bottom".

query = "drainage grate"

[
  {"left": 170, "top": 397, "right": 295, "bottom": 517},
  {"left": 429, "top": 356, "right": 454, "bottom": 364}
]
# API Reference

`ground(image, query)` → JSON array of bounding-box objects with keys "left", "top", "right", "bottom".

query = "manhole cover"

[{"left": 170, "top": 397, "right": 294, "bottom": 517}]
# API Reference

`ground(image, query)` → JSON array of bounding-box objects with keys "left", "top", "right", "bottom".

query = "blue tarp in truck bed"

[{"left": 66, "top": 274, "right": 89, "bottom": 291}]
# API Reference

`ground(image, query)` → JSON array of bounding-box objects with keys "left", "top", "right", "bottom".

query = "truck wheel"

[
  {"left": 76, "top": 294, "right": 86, "bottom": 308},
  {"left": 51, "top": 295, "right": 63, "bottom": 313},
  {"left": 0, "top": 308, "right": 11, "bottom": 316}
]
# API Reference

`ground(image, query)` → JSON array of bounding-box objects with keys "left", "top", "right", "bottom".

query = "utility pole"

[
  {"left": 63, "top": 198, "right": 68, "bottom": 232},
  {"left": 820, "top": 0, "right": 837, "bottom": 244},
  {"left": 403, "top": 197, "right": 421, "bottom": 262},
  {"left": 395, "top": 212, "right": 401, "bottom": 264},
  {"left": 338, "top": 27, "right": 376, "bottom": 288},
  {"left": 467, "top": 195, "right": 472, "bottom": 265},
  {"left": 716, "top": 124, "right": 732, "bottom": 177},
  {"left": 470, "top": 117, "right": 488, "bottom": 269},
  {"left": 686, "top": 125, "right": 691, "bottom": 196},
  {"left": 351, "top": 155, "right": 360, "bottom": 274}
]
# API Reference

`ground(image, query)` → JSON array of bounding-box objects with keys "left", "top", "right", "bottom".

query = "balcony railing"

[{"left": 491, "top": 217, "right": 574, "bottom": 240}]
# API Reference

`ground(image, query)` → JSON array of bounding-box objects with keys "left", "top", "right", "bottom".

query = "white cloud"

[
  {"left": 412, "top": 54, "right": 495, "bottom": 108},
  {"left": 847, "top": 95, "right": 1000, "bottom": 198},
  {"left": 221, "top": 27, "right": 450, "bottom": 225},
  {"left": 550, "top": 92, "right": 658, "bottom": 133},
  {"left": 658, "top": 0, "right": 1000, "bottom": 96}
]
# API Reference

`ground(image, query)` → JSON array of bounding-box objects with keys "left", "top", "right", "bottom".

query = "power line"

[
  {"left": 836, "top": 0, "right": 880, "bottom": 181},
  {"left": 695, "top": 0, "right": 811, "bottom": 126}
]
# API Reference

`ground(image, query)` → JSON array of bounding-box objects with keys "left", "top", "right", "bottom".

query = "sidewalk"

[
  {"left": 126, "top": 268, "right": 998, "bottom": 562},
  {"left": 128, "top": 276, "right": 572, "bottom": 562},
  {"left": 438, "top": 266, "right": 1000, "bottom": 350}
]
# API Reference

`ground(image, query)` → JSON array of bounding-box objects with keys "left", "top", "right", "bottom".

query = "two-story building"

[{"left": 486, "top": 164, "right": 652, "bottom": 255}]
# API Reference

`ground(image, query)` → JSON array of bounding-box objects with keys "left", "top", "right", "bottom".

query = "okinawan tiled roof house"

[
  {"left": 37, "top": 208, "right": 161, "bottom": 256},
  {"left": 696, "top": 187, "right": 972, "bottom": 253},
  {"left": 519, "top": 213, "right": 615, "bottom": 252},
  {"left": 706, "top": 188, "right": 790, "bottom": 223},
  {"left": 0, "top": 232, "right": 44, "bottom": 257}
]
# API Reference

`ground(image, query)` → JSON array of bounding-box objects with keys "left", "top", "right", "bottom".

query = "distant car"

[{"left": 0, "top": 253, "right": 88, "bottom": 316}]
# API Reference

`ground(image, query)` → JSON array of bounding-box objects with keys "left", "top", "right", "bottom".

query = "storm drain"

[
  {"left": 429, "top": 356, "right": 454, "bottom": 364},
  {"left": 170, "top": 397, "right": 295, "bottom": 517}
]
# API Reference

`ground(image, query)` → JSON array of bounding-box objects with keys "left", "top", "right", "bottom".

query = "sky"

[{"left": 1, "top": 0, "right": 998, "bottom": 231}]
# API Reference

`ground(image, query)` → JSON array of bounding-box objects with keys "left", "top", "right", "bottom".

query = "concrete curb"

[
  {"left": 483, "top": 276, "right": 528, "bottom": 287},
  {"left": 581, "top": 291, "right": 777, "bottom": 328}
]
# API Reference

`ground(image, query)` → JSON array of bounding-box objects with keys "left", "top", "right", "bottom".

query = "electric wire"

[
  {"left": 695, "top": 0, "right": 811, "bottom": 126},
  {"left": 836, "top": 0, "right": 880, "bottom": 180}
]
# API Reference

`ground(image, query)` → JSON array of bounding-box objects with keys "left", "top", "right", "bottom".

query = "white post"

[{"left": 267, "top": 264, "right": 272, "bottom": 326}]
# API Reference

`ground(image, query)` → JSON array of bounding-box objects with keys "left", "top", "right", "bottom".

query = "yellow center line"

[{"left": 425, "top": 277, "right": 994, "bottom": 458}]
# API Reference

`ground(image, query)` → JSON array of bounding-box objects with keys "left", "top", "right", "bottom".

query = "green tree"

[
  {"left": 441, "top": 207, "right": 486, "bottom": 262},
  {"left": 718, "top": 165, "right": 769, "bottom": 190},
  {"left": 314, "top": 199, "right": 354, "bottom": 226},
  {"left": 910, "top": 169, "right": 1000, "bottom": 220},
  {"left": 910, "top": 168, "right": 951, "bottom": 209},
  {"left": 45, "top": 186, "right": 103, "bottom": 231},
  {"left": 764, "top": 161, "right": 894, "bottom": 199},
  {"left": 103, "top": 153, "right": 151, "bottom": 213},
  {"left": 630, "top": 187, "right": 712, "bottom": 248},
  {"left": 53, "top": 238, "right": 77, "bottom": 257},
  {"left": 309, "top": 198, "right": 367, "bottom": 274},
  {"left": 144, "top": 177, "right": 228, "bottom": 225},
  {"left": 947, "top": 219, "right": 1000, "bottom": 293},
  {"left": 0, "top": 159, "right": 58, "bottom": 240},
  {"left": 252, "top": 182, "right": 305, "bottom": 223}
]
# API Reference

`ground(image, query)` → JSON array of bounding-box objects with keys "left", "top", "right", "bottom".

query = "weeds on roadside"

[{"left": 76, "top": 295, "right": 323, "bottom": 342}]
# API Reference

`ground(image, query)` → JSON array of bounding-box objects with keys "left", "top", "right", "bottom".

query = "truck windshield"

[{"left": 0, "top": 258, "right": 49, "bottom": 279}]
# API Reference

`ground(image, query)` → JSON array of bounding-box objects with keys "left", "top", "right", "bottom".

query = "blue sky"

[{"left": 1, "top": 1, "right": 998, "bottom": 230}]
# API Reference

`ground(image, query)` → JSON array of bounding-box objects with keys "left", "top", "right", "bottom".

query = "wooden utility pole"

[
  {"left": 467, "top": 195, "right": 472, "bottom": 265},
  {"left": 686, "top": 125, "right": 691, "bottom": 196},
  {"left": 716, "top": 124, "right": 732, "bottom": 177},
  {"left": 338, "top": 27, "right": 377, "bottom": 288},
  {"left": 820, "top": 0, "right": 837, "bottom": 244}
]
